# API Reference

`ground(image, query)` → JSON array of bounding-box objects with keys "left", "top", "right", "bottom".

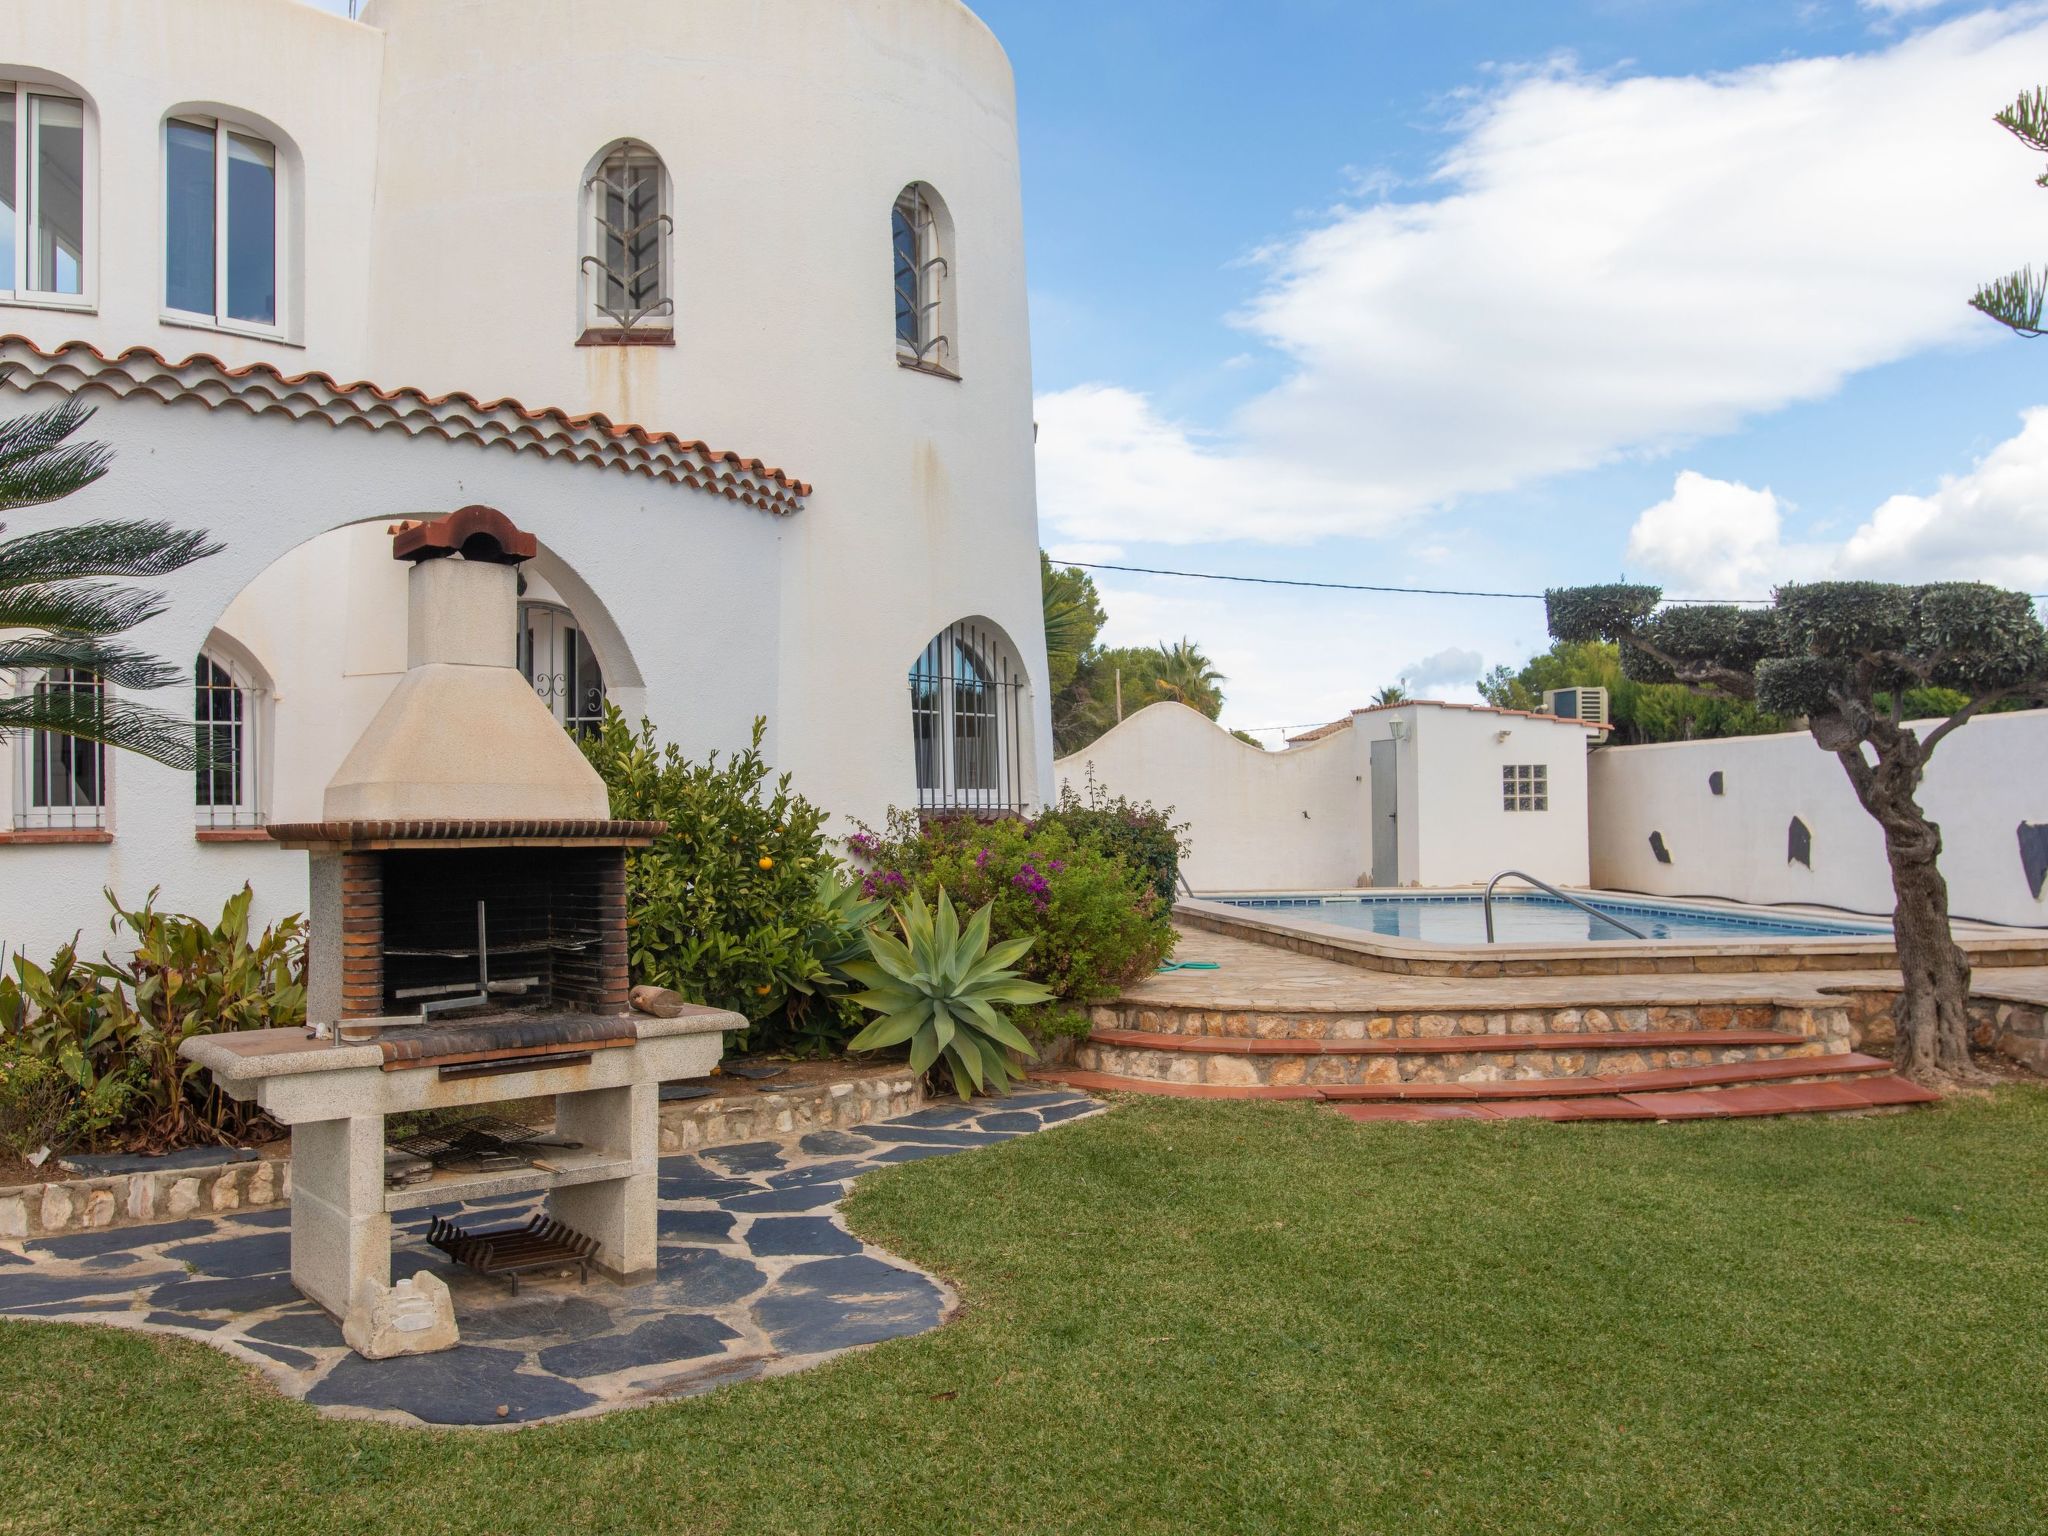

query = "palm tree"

[
  {"left": 1370, "top": 683, "right": 1408, "bottom": 706},
  {"left": 1040, "top": 552, "right": 1105, "bottom": 695},
  {"left": 0, "top": 387, "right": 221, "bottom": 768},
  {"left": 1151, "top": 637, "right": 1225, "bottom": 718}
]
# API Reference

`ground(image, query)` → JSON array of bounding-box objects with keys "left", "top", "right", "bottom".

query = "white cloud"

[
  {"left": 1860, "top": 0, "right": 1955, "bottom": 14},
  {"left": 1401, "top": 646, "right": 1487, "bottom": 694},
  {"left": 1624, "top": 470, "right": 1830, "bottom": 594},
  {"left": 1035, "top": 10, "right": 2048, "bottom": 548},
  {"left": 1623, "top": 408, "right": 2048, "bottom": 592}
]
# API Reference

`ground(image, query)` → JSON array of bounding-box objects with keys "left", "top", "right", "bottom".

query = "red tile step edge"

[
  {"left": 1333, "top": 1075, "right": 1940, "bottom": 1123},
  {"left": 1318, "top": 1052, "right": 1893, "bottom": 1101},
  {"left": 1086, "top": 1027, "right": 1805, "bottom": 1057},
  {"left": 1036, "top": 1053, "right": 1896, "bottom": 1104}
]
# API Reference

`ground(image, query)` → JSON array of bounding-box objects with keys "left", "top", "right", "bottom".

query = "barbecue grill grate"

[
  {"left": 427, "top": 1212, "right": 600, "bottom": 1293},
  {"left": 386, "top": 1113, "right": 578, "bottom": 1172}
]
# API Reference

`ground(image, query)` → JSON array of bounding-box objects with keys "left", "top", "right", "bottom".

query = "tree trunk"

[{"left": 1830, "top": 730, "right": 1982, "bottom": 1084}]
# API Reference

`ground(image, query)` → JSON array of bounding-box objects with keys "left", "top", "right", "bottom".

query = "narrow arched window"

[
  {"left": 194, "top": 652, "right": 265, "bottom": 828},
  {"left": 1, "top": 82, "right": 89, "bottom": 300},
  {"left": 581, "top": 142, "right": 671, "bottom": 340},
  {"left": 892, "top": 183, "right": 954, "bottom": 374},
  {"left": 164, "top": 114, "right": 281, "bottom": 333},
  {"left": 12, "top": 667, "right": 106, "bottom": 830},
  {"left": 910, "top": 620, "right": 1023, "bottom": 816}
]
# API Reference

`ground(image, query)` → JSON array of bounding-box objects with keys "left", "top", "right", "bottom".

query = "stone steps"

[
  {"left": 1331, "top": 1075, "right": 1940, "bottom": 1123},
  {"left": 1034, "top": 1054, "right": 1938, "bottom": 1122},
  {"left": 1072, "top": 1026, "right": 1830, "bottom": 1091}
]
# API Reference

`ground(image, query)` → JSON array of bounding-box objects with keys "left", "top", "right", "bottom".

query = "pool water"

[{"left": 1214, "top": 893, "right": 1888, "bottom": 945}]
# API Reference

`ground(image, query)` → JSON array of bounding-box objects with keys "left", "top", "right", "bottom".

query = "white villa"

[{"left": 0, "top": 0, "right": 1050, "bottom": 960}]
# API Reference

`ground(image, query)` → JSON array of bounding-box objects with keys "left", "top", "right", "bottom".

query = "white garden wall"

[
  {"left": 1588, "top": 709, "right": 2048, "bottom": 928},
  {"left": 1054, "top": 701, "right": 1597, "bottom": 893}
]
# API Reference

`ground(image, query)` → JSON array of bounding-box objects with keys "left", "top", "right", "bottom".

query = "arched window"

[
  {"left": 2, "top": 81, "right": 89, "bottom": 301},
  {"left": 195, "top": 651, "right": 265, "bottom": 828},
  {"left": 518, "top": 601, "right": 607, "bottom": 738},
  {"left": 892, "top": 183, "right": 954, "bottom": 374},
  {"left": 581, "top": 141, "right": 671, "bottom": 339},
  {"left": 910, "top": 620, "right": 1024, "bottom": 816},
  {"left": 163, "top": 113, "right": 282, "bottom": 332},
  {"left": 12, "top": 667, "right": 105, "bottom": 830}
]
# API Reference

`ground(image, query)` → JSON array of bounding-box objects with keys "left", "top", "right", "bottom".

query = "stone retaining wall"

[
  {"left": 654, "top": 1070, "right": 922, "bottom": 1154},
  {"left": 1834, "top": 987, "right": 2048, "bottom": 1076},
  {"left": 1092, "top": 999, "right": 1856, "bottom": 1047},
  {"left": 3, "top": 1070, "right": 926, "bottom": 1242},
  {"left": 0, "top": 1156, "right": 289, "bottom": 1242},
  {"left": 1073, "top": 1036, "right": 1832, "bottom": 1088}
]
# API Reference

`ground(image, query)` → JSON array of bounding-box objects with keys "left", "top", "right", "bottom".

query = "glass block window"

[{"left": 1503, "top": 763, "right": 1548, "bottom": 812}]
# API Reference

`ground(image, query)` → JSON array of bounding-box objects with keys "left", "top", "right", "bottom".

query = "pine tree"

[{"left": 1971, "top": 87, "right": 2048, "bottom": 338}]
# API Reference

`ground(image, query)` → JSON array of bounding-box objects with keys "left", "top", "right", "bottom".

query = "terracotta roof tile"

[
  {"left": 1285, "top": 698, "right": 1610, "bottom": 745},
  {"left": 0, "top": 335, "right": 810, "bottom": 513}
]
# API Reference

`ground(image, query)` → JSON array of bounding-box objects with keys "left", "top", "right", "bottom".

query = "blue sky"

[
  {"left": 979, "top": 0, "right": 2048, "bottom": 739},
  {"left": 309, "top": 0, "right": 2048, "bottom": 741}
]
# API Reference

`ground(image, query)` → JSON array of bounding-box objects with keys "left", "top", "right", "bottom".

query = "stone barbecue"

[{"left": 183, "top": 506, "right": 736, "bottom": 1358}]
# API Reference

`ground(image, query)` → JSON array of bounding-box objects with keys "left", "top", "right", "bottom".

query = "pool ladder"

[{"left": 1482, "top": 870, "right": 1648, "bottom": 943}]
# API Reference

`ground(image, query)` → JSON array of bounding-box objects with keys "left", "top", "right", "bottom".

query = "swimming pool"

[{"left": 1211, "top": 892, "right": 1889, "bottom": 945}]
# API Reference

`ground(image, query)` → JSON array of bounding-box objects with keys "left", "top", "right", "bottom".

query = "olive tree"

[{"left": 1548, "top": 581, "right": 2048, "bottom": 1084}]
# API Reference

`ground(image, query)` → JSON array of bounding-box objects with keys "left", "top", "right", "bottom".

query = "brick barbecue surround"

[{"left": 184, "top": 505, "right": 738, "bottom": 1360}]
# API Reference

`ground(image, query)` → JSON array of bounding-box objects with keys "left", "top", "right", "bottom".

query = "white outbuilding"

[
  {"left": 0, "top": 0, "right": 1050, "bottom": 959},
  {"left": 1054, "top": 700, "right": 1605, "bottom": 892}
]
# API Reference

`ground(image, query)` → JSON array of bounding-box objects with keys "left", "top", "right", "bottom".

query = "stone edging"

[{"left": 2, "top": 1069, "right": 926, "bottom": 1242}]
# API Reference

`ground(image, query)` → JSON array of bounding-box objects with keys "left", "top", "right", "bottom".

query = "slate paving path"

[{"left": 0, "top": 1090, "right": 1102, "bottom": 1428}]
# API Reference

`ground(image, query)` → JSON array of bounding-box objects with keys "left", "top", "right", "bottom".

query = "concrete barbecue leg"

[
  {"left": 289, "top": 1114, "right": 392, "bottom": 1325},
  {"left": 548, "top": 1082, "right": 659, "bottom": 1283}
]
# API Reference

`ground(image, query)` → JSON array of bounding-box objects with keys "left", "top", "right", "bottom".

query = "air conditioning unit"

[{"left": 1542, "top": 686, "right": 1610, "bottom": 727}]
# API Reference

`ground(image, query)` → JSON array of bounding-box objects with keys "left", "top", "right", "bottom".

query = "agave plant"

[{"left": 845, "top": 888, "right": 1050, "bottom": 1099}]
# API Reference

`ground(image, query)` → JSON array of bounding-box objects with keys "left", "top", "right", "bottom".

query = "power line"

[{"left": 1061, "top": 560, "right": 2048, "bottom": 606}]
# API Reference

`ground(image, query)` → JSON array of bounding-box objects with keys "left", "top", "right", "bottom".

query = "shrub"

[
  {"left": 0, "top": 1043, "right": 78, "bottom": 1162},
  {"left": 846, "top": 888, "right": 1049, "bottom": 1098},
  {"left": 1036, "top": 774, "right": 1189, "bottom": 905},
  {"left": 0, "top": 886, "right": 305, "bottom": 1153},
  {"left": 850, "top": 809, "right": 1176, "bottom": 1007},
  {"left": 581, "top": 711, "right": 844, "bottom": 1047}
]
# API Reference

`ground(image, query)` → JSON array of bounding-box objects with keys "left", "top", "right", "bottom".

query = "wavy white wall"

[{"left": 1587, "top": 710, "right": 2048, "bottom": 927}]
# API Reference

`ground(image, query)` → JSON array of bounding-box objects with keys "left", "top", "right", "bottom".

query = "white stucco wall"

[
  {"left": 0, "top": 0, "right": 1050, "bottom": 960},
  {"left": 1588, "top": 710, "right": 2048, "bottom": 928},
  {"left": 1054, "top": 704, "right": 1371, "bottom": 892},
  {"left": 0, "top": 382, "right": 786, "bottom": 964},
  {"left": 1053, "top": 701, "right": 1597, "bottom": 893}
]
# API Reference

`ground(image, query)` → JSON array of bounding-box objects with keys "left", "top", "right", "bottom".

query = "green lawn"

[{"left": 6, "top": 1090, "right": 2048, "bottom": 1536}]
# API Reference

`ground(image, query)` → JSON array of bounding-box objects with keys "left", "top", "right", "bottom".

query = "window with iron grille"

[
  {"left": 14, "top": 667, "right": 106, "bottom": 830},
  {"left": 518, "top": 601, "right": 607, "bottom": 739},
  {"left": 892, "top": 183, "right": 952, "bottom": 372},
  {"left": 911, "top": 620, "right": 1024, "bottom": 816},
  {"left": 1503, "top": 763, "right": 1548, "bottom": 813},
  {"left": 195, "top": 652, "right": 265, "bottom": 828},
  {"left": 581, "top": 142, "right": 671, "bottom": 336}
]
